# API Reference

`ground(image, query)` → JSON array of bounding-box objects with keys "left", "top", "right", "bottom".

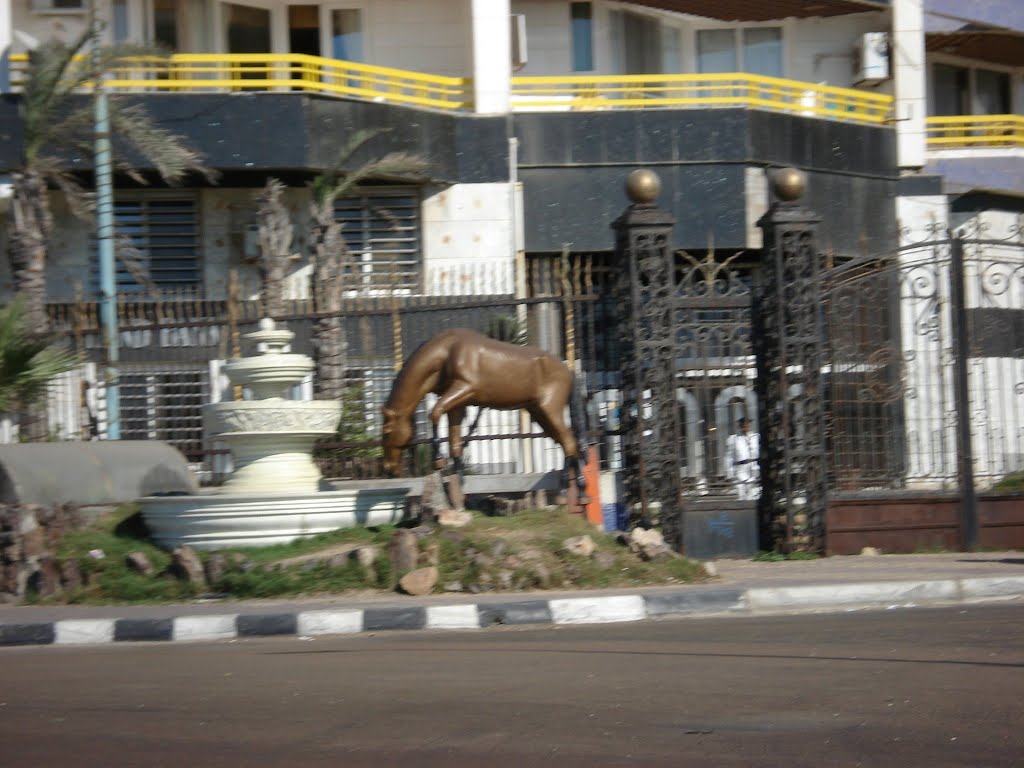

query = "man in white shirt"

[{"left": 725, "top": 417, "right": 760, "bottom": 500}]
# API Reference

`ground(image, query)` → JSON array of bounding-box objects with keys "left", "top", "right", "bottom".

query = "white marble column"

[
  {"left": 469, "top": 0, "right": 510, "bottom": 114},
  {"left": 893, "top": 0, "right": 927, "bottom": 171}
]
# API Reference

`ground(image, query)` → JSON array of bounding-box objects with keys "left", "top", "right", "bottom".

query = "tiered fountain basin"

[
  {"left": 139, "top": 318, "right": 410, "bottom": 551},
  {"left": 139, "top": 481, "right": 412, "bottom": 551}
]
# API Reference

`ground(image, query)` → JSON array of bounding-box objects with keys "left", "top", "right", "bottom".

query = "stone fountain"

[{"left": 139, "top": 319, "right": 410, "bottom": 550}]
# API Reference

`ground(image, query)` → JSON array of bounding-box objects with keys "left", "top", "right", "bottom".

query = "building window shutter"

[{"left": 333, "top": 189, "right": 421, "bottom": 292}]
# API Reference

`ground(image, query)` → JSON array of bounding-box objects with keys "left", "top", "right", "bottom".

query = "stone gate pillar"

[
  {"left": 611, "top": 170, "right": 686, "bottom": 550},
  {"left": 755, "top": 168, "right": 828, "bottom": 553}
]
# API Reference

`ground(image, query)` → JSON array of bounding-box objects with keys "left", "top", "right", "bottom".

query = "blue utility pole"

[{"left": 91, "top": 0, "right": 120, "bottom": 439}]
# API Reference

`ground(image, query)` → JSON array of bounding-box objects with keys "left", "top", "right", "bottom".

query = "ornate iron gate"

[
  {"left": 822, "top": 217, "right": 1024, "bottom": 551},
  {"left": 611, "top": 171, "right": 755, "bottom": 552}
]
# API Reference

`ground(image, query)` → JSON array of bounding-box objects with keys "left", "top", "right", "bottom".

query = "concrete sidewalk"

[{"left": 2, "top": 551, "right": 1022, "bottom": 647}]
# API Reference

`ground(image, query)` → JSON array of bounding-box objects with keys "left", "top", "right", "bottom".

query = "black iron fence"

[{"left": 30, "top": 186, "right": 1023, "bottom": 555}]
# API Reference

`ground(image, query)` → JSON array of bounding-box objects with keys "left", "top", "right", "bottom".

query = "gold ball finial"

[
  {"left": 625, "top": 169, "right": 661, "bottom": 205},
  {"left": 771, "top": 167, "right": 806, "bottom": 203}
]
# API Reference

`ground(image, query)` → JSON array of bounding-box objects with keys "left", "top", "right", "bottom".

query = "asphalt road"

[{"left": 2, "top": 605, "right": 1022, "bottom": 767}]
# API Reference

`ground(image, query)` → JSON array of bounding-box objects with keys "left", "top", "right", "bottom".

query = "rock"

[
  {"left": 420, "top": 471, "right": 448, "bottom": 520},
  {"left": 527, "top": 563, "right": 551, "bottom": 589},
  {"left": 628, "top": 527, "right": 671, "bottom": 561},
  {"left": 503, "top": 555, "right": 522, "bottom": 569},
  {"left": 519, "top": 548, "right": 543, "bottom": 562},
  {"left": 437, "top": 509, "right": 473, "bottom": 528},
  {"left": 20, "top": 525, "right": 46, "bottom": 559},
  {"left": 389, "top": 529, "right": 419, "bottom": 578},
  {"left": 490, "top": 540, "right": 507, "bottom": 559},
  {"left": 228, "top": 553, "right": 256, "bottom": 573},
  {"left": 473, "top": 553, "right": 494, "bottom": 569},
  {"left": 60, "top": 558, "right": 83, "bottom": 591},
  {"left": 126, "top": 552, "right": 156, "bottom": 577},
  {"left": 440, "top": 530, "right": 465, "bottom": 544},
  {"left": 33, "top": 557, "right": 63, "bottom": 597},
  {"left": 443, "top": 580, "right": 463, "bottom": 592},
  {"left": 17, "top": 506, "right": 42, "bottom": 536},
  {"left": 496, "top": 570, "right": 514, "bottom": 590},
  {"left": 204, "top": 554, "right": 229, "bottom": 584},
  {"left": 350, "top": 546, "right": 378, "bottom": 569},
  {"left": 398, "top": 566, "right": 438, "bottom": 596},
  {"left": 593, "top": 551, "right": 617, "bottom": 570},
  {"left": 563, "top": 534, "right": 596, "bottom": 558},
  {"left": 420, "top": 540, "right": 440, "bottom": 567},
  {"left": 487, "top": 496, "right": 518, "bottom": 516},
  {"left": 703, "top": 561, "right": 719, "bottom": 577},
  {"left": 860, "top": 546, "right": 882, "bottom": 557},
  {"left": 170, "top": 546, "right": 207, "bottom": 587}
]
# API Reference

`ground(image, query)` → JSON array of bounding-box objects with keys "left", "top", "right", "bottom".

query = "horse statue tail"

[{"left": 569, "top": 370, "right": 591, "bottom": 465}]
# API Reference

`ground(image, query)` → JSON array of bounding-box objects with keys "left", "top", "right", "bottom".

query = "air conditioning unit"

[
  {"left": 855, "top": 32, "right": 889, "bottom": 85},
  {"left": 30, "top": 0, "right": 86, "bottom": 12}
]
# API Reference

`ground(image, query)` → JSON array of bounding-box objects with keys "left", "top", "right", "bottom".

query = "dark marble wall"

[
  {"left": 514, "top": 108, "right": 898, "bottom": 256},
  {"left": 0, "top": 95, "right": 900, "bottom": 257}
]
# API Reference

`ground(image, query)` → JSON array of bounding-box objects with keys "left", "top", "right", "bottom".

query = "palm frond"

[
  {"left": 30, "top": 156, "right": 94, "bottom": 218},
  {"left": 107, "top": 102, "right": 217, "bottom": 185},
  {"left": 0, "top": 298, "right": 79, "bottom": 413},
  {"left": 20, "top": 30, "right": 94, "bottom": 160},
  {"left": 313, "top": 128, "right": 429, "bottom": 205}
]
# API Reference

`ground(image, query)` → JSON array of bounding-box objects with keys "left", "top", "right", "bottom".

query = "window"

[
  {"left": 112, "top": 0, "right": 130, "bottom": 43},
  {"left": 974, "top": 68, "right": 1011, "bottom": 114},
  {"left": 152, "top": 0, "right": 181, "bottom": 50},
  {"left": 609, "top": 10, "right": 680, "bottom": 75},
  {"left": 334, "top": 190, "right": 421, "bottom": 292},
  {"left": 93, "top": 197, "right": 201, "bottom": 293},
  {"left": 932, "top": 64, "right": 968, "bottom": 115},
  {"left": 120, "top": 365, "right": 209, "bottom": 462},
  {"left": 330, "top": 8, "right": 364, "bottom": 61},
  {"left": 697, "top": 27, "right": 782, "bottom": 78},
  {"left": 571, "top": 2, "right": 593, "bottom": 72},
  {"left": 30, "top": 0, "right": 85, "bottom": 12},
  {"left": 932, "top": 63, "right": 1011, "bottom": 116}
]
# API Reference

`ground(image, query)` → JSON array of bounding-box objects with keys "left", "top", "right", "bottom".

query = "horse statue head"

[{"left": 381, "top": 406, "right": 414, "bottom": 477}]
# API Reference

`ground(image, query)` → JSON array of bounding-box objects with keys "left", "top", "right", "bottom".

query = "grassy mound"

[{"left": 35, "top": 505, "right": 709, "bottom": 605}]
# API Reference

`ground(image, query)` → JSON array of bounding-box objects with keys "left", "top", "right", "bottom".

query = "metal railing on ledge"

[
  {"left": 926, "top": 114, "right": 1024, "bottom": 149},
  {"left": 9, "top": 51, "right": 895, "bottom": 124},
  {"left": 7, "top": 52, "right": 471, "bottom": 112},
  {"left": 510, "top": 72, "right": 893, "bottom": 125}
]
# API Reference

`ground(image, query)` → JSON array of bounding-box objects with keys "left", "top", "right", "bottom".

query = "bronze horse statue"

[{"left": 381, "top": 328, "right": 589, "bottom": 500}]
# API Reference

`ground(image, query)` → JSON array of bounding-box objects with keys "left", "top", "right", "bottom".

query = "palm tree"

[
  {"left": 6, "top": 31, "right": 214, "bottom": 437},
  {"left": 309, "top": 130, "right": 428, "bottom": 401},
  {"left": 0, "top": 298, "right": 79, "bottom": 432},
  {"left": 255, "top": 178, "right": 297, "bottom": 320}
]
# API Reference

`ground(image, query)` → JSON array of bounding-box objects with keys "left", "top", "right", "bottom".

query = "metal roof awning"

[
  {"left": 926, "top": 31, "right": 1024, "bottom": 68},
  {"left": 623, "top": 0, "right": 888, "bottom": 22}
]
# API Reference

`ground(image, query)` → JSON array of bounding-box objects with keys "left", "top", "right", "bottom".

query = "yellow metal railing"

[
  {"left": 7, "top": 52, "right": 471, "bottom": 111},
  {"left": 926, "top": 114, "right": 1024, "bottom": 149},
  {"left": 10, "top": 53, "right": 902, "bottom": 125},
  {"left": 510, "top": 72, "right": 893, "bottom": 125}
]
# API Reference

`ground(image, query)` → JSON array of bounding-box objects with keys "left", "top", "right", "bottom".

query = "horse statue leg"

[
  {"left": 431, "top": 385, "right": 475, "bottom": 510},
  {"left": 529, "top": 402, "right": 591, "bottom": 510},
  {"left": 447, "top": 406, "right": 467, "bottom": 476}
]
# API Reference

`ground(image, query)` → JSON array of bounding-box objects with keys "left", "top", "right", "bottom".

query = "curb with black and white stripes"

[{"left": 3, "top": 576, "right": 1023, "bottom": 648}]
